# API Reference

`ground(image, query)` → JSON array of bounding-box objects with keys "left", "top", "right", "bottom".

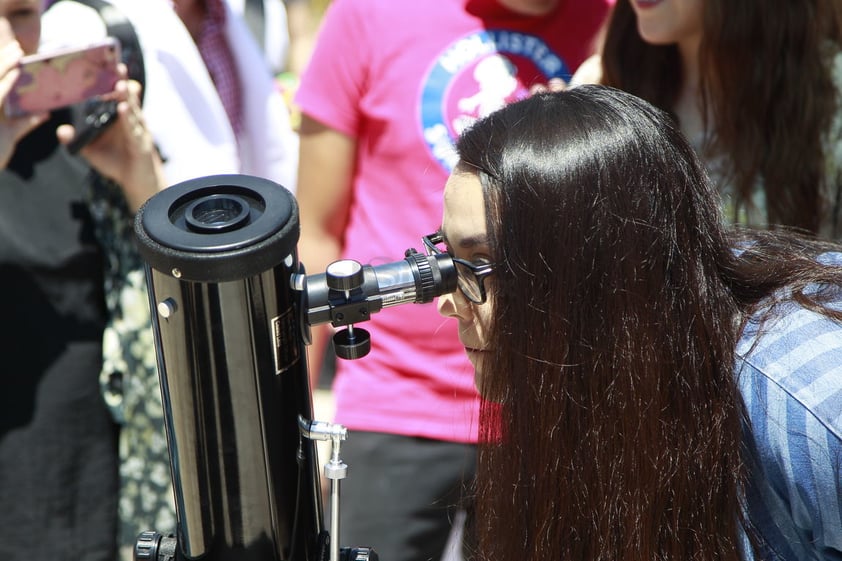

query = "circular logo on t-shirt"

[{"left": 420, "top": 29, "right": 570, "bottom": 171}]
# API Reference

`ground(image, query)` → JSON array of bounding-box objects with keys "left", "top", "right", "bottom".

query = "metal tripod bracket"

[{"left": 299, "top": 416, "right": 349, "bottom": 561}]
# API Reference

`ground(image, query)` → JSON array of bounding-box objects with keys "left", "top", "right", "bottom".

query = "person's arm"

[
  {"left": 283, "top": 0, "right": 316, "bottom": 75},
  {"left": 296, "top": 113, "right": 356, "bottom": 388},
  {"left": 739, "top": 354, "right": 842, "bottom": 560},
  {"left": 758, "top": 398, "right": 842, "bottom": 560}
]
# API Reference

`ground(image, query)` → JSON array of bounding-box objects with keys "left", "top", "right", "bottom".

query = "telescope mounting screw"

[
  {"left": 156, "top": 298, "right": 177, "bottom": 319},
  {"left": 324, "top": 431, "right": 348, "bottom": 481}
]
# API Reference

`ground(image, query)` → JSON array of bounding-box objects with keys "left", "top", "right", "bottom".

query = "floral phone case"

[{"left": 4, "top": 37, "right": 121, "bottom": 118}]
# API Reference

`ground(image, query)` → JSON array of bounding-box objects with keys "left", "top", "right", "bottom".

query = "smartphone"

[
  {"left": 4, "top": 37, "right": 121, "bottom": 118},
  {"left": 66, "top": 98, "right": 119, "bottom": 154}
]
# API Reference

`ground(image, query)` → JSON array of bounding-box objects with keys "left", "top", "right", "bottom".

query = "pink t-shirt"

[{"left": 297, "top": 0, "right": 613, "bottom": 443}]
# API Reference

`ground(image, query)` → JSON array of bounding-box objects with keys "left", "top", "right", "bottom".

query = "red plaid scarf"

[{"left": 195, "top": 0, "right": 243, "bottom": 134}]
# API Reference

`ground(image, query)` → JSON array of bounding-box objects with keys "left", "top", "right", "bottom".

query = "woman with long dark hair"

[
  {"left": 432, "top": 85, "right": 842, "bottom": 561},
  {"left": 574, "top": 0, "right": 842, "bottom": 238}
]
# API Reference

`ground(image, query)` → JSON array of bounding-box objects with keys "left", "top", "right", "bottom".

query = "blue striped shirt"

[{"left": 737, "top": 252, "right": 842, "bottom": 560}]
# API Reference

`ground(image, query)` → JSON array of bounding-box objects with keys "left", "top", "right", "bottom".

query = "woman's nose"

[
  {"left": 437, "top": 290, "right": 471, "bottom": 320},
  {"left": 437, "top": 292, "right": 455, "bottom": 318}
]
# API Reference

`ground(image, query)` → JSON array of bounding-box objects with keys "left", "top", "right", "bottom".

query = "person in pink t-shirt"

[{"left": 295, "top": 1, "right": 612, "bottom": 559}]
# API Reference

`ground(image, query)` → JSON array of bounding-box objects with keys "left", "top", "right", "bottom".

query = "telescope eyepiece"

[{"left": 185, "top": 194, "right": 251, "bottom": 233}]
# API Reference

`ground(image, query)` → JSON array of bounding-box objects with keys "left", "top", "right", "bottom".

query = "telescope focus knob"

[
  {"left": 333, "top": 327, "right": 371, "bottom": 360},
  {"left": 326, "top": 260, "right": 364, "bottom": 292}
]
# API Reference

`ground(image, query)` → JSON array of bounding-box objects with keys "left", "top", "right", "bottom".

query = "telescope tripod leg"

[{"left": 325, "top": 435, "right": 348, "bottom": 561}]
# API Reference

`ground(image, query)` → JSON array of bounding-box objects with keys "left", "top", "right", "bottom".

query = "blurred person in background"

[
  {"left": 229, "top": 0, "right": 317, "bottom": 78},
  {"left": 41, "top": 0, "right": 299, "bottom": 556},
  {"left": 0, "top": 0, "right": 165, "bottom": 558},
  {"left": 228, "top": 0, "right": 318, "bottom": 129},
  {"left": 229, "top": 0, "right": 290, "bottom": 76},
  {"left": 44, "top": 0, "right": 299, "bottom": 187},
  {"left": 573, "top": 0, "right": 842, "bottom": 239}
]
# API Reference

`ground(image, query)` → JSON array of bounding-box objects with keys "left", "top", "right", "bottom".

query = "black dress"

[{"left": 0, "top": 113, "right": 119, "bottom": 561}]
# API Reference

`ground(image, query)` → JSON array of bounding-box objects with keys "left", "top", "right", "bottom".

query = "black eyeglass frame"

[{"left": 422, "top": 232, "right": 495, "bottom": 304}]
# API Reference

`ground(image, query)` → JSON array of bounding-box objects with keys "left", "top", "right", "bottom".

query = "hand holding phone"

[
  {"left": 66, "top": 98, "right": 119, "bottom": 154},
  {"left": 4, "top": 37, "right": 121, "bottom": 118}
]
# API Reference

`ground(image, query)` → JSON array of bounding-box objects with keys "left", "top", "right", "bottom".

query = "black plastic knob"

[
  {"left": 333, "top": 328, "right": 371, "bottom": 360},
  {"left": 326, "top": 260, "right": 365, "bottom": 292}
]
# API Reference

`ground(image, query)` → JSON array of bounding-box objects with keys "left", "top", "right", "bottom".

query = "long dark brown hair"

[
  {"left": 601, "top": 0, "right": 842, "bottom": 234},
  {"left": 454, "top": 85, "right": 842, "bottom": 561}
]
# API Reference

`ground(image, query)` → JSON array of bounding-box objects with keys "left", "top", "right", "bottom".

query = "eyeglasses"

[{"left": 422, "top": 232, "right": 495, "bottom": 304}]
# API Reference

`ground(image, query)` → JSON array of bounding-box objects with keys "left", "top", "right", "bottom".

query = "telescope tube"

[{"left": 134, "top": 175, "right": 324, "bottom": 561}]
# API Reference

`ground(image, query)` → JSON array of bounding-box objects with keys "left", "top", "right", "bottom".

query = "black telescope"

[{"left": 133, "top": 174, "right": 457, "bottom": 561}]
